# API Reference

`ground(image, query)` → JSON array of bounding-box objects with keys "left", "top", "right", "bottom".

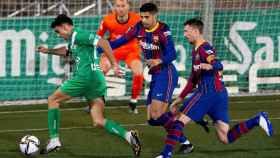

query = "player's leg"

[
  {"left": 41, "top": 76, "right": 88, "bottom": 154},
  {"left": 86, "top": 71, "right": 141, "bottom": 156},
  {"left": 150, "top": 66, "right": 193, "bottom": 157},
  {"left": 147, "top": 65, "right": 179, "bottom": 127},
  {"left": 41, "top": 89, "right": 73, "bottom": 154},
  {"left": 126, "top": 53, "right": 144, "bottom": 114},
  {"left": 157, "top": 92, "right": 206, "bottom": 158},
  {"left": 211, "top": 90, "right": 273, "bottom": 144},
  {"left": 88, "top": 97, "right": 141, "bottom": 156},
  {"left": 215, "top": 113, "right": 273, "bottom": 144}
]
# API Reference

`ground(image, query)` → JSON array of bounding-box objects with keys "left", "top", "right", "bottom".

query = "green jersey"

[
  {"left": 68, "top": 27, "right": 101, "bottom": 77},
  {"left": 59, "top": 27, "right": 106, "bottom": 100}
]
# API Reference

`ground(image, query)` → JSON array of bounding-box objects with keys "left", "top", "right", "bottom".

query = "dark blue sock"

[
  {"left": 161, "top": 144, "right": 173, "bottom": 158},
  {"left": 179, "top": 133, "right": 187, "bottom": 144},
  {"left": 162, "top": 120, "right": 184, "bottom": 157},
  {"left": 227, "top": 115, "right": 259, "bottom": 143}
]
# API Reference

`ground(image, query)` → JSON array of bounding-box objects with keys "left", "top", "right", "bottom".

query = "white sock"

[
  {"left": 125, "top": 131, "right": 132, "bottom": 144},
  {"left": 130, "top": 99, "right": 137, "bottom": 103},
  {"left": 51, "top": 137, "right": 59, "bottom": 142}
]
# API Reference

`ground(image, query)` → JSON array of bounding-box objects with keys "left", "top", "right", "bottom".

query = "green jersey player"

[{"left": 37, "top": 14, "right": 141, "bottom": 156}]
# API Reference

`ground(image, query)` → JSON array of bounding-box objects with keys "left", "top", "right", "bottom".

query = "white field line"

[
  {"left": 0, "top": 98, "right": 279, "bottom": 115},
  {"left": 0, "top": 117, "right": 279, "bottom": 134}
]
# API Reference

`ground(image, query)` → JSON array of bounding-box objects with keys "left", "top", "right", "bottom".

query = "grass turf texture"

[{"left": 0, "top": 95, "right": 279, "bottom": 158}]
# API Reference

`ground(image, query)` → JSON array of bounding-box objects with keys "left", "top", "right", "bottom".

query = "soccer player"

[
  {"left": 165, "top": 18, "right": 274, "bottom": 158},
  {"left": 37, "top": 14, "right": 141, "bottom": 156},
  {"left": 97, "top": 0, "right": 143, "bottom": 114},
  {"left": 102, "top": 2, "right": 194, "bottom": 156}
]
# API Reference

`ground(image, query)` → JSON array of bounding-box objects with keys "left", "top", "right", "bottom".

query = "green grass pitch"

[{"left": 0, "top": 95, "right": 279, "bottom": 158}]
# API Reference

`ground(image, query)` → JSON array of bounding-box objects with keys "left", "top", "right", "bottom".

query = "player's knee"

[
  {"left": 47, "top": 95, "right": 59, "bottom": 108},
  {"left": 150, "top": 110, "right": 162, "bottom": 120},
  {"left": 93, "top": 119, "right": 105, "bottom": 128},
  {"left": 133, "top": 71, "right": 143, "bottom": 77},
  {"left": 47, "top": 95, "right": 55, "bottom": 103}
]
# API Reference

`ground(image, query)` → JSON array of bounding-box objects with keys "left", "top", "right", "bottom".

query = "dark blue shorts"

[
  {"left": 146, "top": 65, "right": 178, "bottom": 105},
  {"left": 179, "top": 89, "right": 229, "bottom": 123}
]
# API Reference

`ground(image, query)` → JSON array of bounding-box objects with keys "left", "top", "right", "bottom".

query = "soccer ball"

[{"left": 19, "top": 135, "right": 40, "bottom": 156}]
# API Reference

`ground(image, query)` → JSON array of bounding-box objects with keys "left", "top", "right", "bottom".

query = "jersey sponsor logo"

[{"left": 139, "top": 40, "right": 160, "bottom": 50}]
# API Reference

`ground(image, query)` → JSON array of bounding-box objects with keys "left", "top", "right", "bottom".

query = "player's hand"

[
  {"left": 37, "top": 46, "right": 49, "bottom": 54},
  {"left": 146, "top": 59, "right": 162, "bottom": 68},
  {"left": 112, "top": 63, "right": 123, "bottom": 77},
  {"left": 200, "top": 63, "right": 213, "bottom": 70},
  {"left": 170, "top": 97, "right": 183, "bottom": 113}
]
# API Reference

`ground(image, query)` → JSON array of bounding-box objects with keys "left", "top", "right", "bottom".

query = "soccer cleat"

[
  {"left": 155, "top": 153, "right": 171, "bottom": 158},
  {"left": 129, "top": 130, "right": 141, "bottom": 157},
  {"left": 128, "top": 102, "right": 138, "bottom": 114},
  {"left": 195, "top": 119, "right": 210, "bottom": 133},
  {"left": 178, "top": 143, "right": 194, "bottom": 154},
  {"left": 258, "top": 112, "right": 273, "bottom": 136},
  {"left": 40, "top": 138, "right": 62, "bottom": 154}
]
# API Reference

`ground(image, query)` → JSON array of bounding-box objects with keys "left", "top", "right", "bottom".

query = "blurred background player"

[
  {"left": 37, "top": 14, "right": 141, "bottom": 156},
  {"left": 167, "top": 18, "right": 273, "bottom": 158},
  {"left": 97, "top": 0, "right": 144, "bottom": 114},
  {"left": 104, "top": 2, "right": 194, "bottom": 156}
]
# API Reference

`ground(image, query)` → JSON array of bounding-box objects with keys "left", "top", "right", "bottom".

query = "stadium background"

[{"left": 0, "top": 0, "right": 280, "bottom": 104}]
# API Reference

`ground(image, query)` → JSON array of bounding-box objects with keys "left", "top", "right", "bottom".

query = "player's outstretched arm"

[
  {"left": 97, "top": 38, "right": 122, "bottom": 77},
  {"left": 37, "top": 46, "right": 67, "bottom": 57},
  {"left": 109, "top": 23, "right": 139, "bottom": 50}
]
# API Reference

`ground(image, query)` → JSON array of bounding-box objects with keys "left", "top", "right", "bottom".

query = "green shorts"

[{"left": 59, "top": 71, "right": 106, "bottom": 101}]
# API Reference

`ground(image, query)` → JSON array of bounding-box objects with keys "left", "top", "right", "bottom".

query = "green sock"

[
  {"left": 48, "top": 108, "right": 61, "bottom": 138},
  {"left": 104, "top": 119, "right": 127, "bottom": 140}
]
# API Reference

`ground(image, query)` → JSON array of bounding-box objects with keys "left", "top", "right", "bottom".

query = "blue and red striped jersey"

[
  {"left": 179, "top": 42, "right": 224, "bottom": 98},
  {"left": 110, "top": 21, "right": 177, "bottom": 74}
]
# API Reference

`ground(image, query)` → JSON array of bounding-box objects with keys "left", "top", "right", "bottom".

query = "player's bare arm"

[
  {"left": 37, "top": 46, "right": 67, "bottom": 57},
  {"left": 146, "top": 59, "right": 162, "bottom": 68},
  {"left": 97, "top": 38, "right": 121, "bottom": 77}
]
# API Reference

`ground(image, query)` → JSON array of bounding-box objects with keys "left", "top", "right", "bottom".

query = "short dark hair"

[
  {"left": 51, "top": 14, "right": 73, "bottom": 28},
  {"left": 184, "top": 18, "right": 204, "bottom": 33},
  {"left": 140, "top": 2, "right": 158, "bottom": 14}
]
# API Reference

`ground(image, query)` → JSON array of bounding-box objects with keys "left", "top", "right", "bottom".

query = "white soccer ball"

[{"left": 19, "top": 135, "right": 40, "bottom": 156}]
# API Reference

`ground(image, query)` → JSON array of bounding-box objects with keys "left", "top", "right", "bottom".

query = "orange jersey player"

[
  {"left": 97, "top": 0, "right": 144, "bottom": 114},
  {"left": 97, "top": 12, "right": 140, "bottom": 64}
]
